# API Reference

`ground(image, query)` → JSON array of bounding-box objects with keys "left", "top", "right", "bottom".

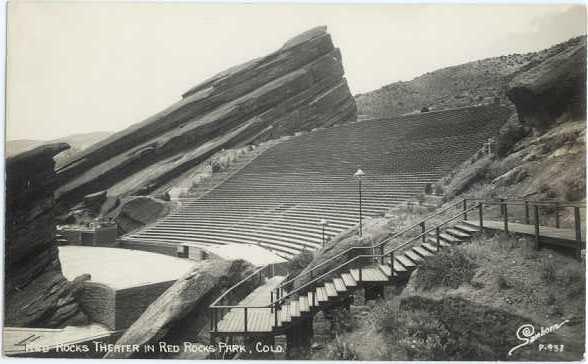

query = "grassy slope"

[
  {"left": 312, "top": 233, "right": 585, "bottom": 361},
  {"left": 355, "top": 36, "right": 585, "bottom": 118}
]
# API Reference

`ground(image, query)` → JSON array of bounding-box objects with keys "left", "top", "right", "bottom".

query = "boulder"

[
  {"left": 54, "top": 26, "right": 356, "bottom": 207},
  {"left": 5, "top": 144, "right": 89, "bottom": 328},
  {"left": 112, "top": 196, "right": 173, "bottom": 234},
  {"left": 508, "top": 38, "right": 586, "bottom": 129}
]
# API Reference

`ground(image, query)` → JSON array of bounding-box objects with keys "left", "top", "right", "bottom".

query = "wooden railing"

[{"left": 463, "top": 198, "right": 585, "bottom": 248}]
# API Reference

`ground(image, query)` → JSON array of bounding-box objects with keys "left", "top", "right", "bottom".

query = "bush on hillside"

[
  {"left": 284, "top": 250, "right": 314, "bottom": 290},
  {"left": 424, "top": 183, "right": 433, "bottom": 195},
  {"left": 496, "top": 119, "right": 528, "bottom": 157},
  {"left": 414, "top": 249, "right": 477, "bottom": 290},
  {"left": 325, "top": 336, "right": 360, "bottom": 360}
]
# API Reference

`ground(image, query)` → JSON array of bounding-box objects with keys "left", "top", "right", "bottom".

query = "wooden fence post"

[
  {"left": 575, "top": 206, "right": 582, "bottom": 259},
  {"left": 575, "top": 206, "right": 582, "bottom": 242},
  {"left": 479, "top": 203, "right": 484, "bottom": 229},
  {"left": 274, "top": 304, "right": 278, "bottom": 327},
  {"left": 503, "top": 202, "right": 509, "bottom": 234},
  {"left": 463, "top": 199, "right": 468, "bottom": 220},
  {"left": 244, "top": 308, "right": 248, "bottom": 334},
  {"left": 436, "top": 227, "right": 441, "bottom": 250},
  {"left": 534, "top": 205, "right": 540, "bottom": 250},
  {"left": 555, "top": 202, "right": 560, "bottom": 228},
  {"left": 390, "top": 250, "right": 395, "bottom": 275},
  {"left": 524, "top": 200, "right": 530, "bottom": 225},
  {"left": 421, "top": 221, "right": 426, "bottom": 243}
]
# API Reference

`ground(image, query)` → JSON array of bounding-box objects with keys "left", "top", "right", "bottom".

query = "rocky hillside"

[
  {"left": 54, "top": 26, "right": 356, "bottom": 213},
  {"left": 311, "top": 233, "right": 584, "bottom": 361},
  {"left": 436, "top": 35, "right": 586, "bottom": 208},
  {"left": 5, "top": 144, "right": 89, "bottom": 328},
  {"left": 355, "top": 36, "right": 586, "bottom": 118}
]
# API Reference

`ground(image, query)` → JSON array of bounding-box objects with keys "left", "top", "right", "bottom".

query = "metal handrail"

[
  {"left": 272, "top": 203, "right": 481, "bottom": 307},
  {"left": 385, "top": 204, "right": 481, "bottom": 254},
  {"left": 275, "top": 252, "right": 390, "bottom": 307},
  {"left": 277, "top": 198, "right": 466, "bottom": 289},
  {"left": 210, "top": 264, "right": 268, "bottom": 308}
]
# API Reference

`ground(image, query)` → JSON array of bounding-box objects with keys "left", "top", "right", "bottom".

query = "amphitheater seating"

[{"left": 122, "top": 105, "right": 512, "bottom": 259}]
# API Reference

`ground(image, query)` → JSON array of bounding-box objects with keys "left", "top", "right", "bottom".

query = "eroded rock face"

[
  {"left": 508, "top": 38, "right": 586, "bottom": 129},
  {"left": 5, "top": 144, "right": 89, "bottom": 327},
  {"left": 55, "top": 26, "right": 356, "bottom": 207}
]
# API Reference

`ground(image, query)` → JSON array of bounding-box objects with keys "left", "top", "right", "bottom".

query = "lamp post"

[
  {"left": 319, "top": 219, "right": 329, "bottom": 247},
  {"left": 354, "top": 169, "right": 365, "bottom": 237}
]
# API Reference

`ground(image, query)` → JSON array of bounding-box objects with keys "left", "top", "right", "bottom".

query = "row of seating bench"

[{"left": 122, "top": 105, "right": 512, "bottom": 259}]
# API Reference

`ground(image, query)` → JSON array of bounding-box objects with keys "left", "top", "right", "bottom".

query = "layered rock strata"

[
  {"left": 55, "top": 26, "right": 356, "bottom": 207},
  {"left": 5, "top": 144, "right": 88, "bottom": 327}
]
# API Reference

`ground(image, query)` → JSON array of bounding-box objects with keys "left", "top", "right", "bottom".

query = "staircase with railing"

[{"left": 208, "top": 198, "right": 585, "bottom": 343}]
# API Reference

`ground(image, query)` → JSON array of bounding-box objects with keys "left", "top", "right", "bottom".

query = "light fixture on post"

[
  {"left": 319, "top": 219, "right": 329, "bottom": 247},
  {"left": 353, "top": 168, "right": 365, "bottom": 237}
]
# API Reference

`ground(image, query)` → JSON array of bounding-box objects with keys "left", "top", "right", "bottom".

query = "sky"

[{"left": 6, "top": 2, "right": 586, "bottom": 141}]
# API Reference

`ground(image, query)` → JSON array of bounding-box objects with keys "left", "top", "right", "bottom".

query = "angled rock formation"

[
  {"left": 55, "top": 26, "right": 356, "bottom": 207},
  {"left": 508, "top": 37, "right": 586, "bottom": 129},
  {"left": 5, "top": 144, "right": 88, "bottom": 327},
  {"left": 104, "top": 259, "right": 256, "bottom": 359}
]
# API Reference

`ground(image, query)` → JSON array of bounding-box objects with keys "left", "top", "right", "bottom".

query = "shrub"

[
  {"left": 326, "top": 336, "right": 359, "bottom": 360},
  {"left": 424, "top": 183, "right": 433, "bottom": 195},
  {"left": 414, "top": 250, "right": 477, "bottom": 290},
  {"left": 284, "top": 250, "right": 314, "bottom": 290},
  {"left": 331, "top": 308, "right": 355, "bottom": 334},
  {"left": 496, "top": 120, "right": 528, "bottom": 157},
  {"left": 541, "top": 259, "right": 557, "bottom": 282},
  {"left": 434, "top": 184, "right": 444, "bottom": 195},
  {"left": 496, "top": 275, "right": 512, "bottom": 290}
]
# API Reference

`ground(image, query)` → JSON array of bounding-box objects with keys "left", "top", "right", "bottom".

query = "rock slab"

[
  {"left": 5, "top": 143, "right": 88, "bottom": 328},
  {"left": 55, "top": 26, "right": 356, "bottom": 207}
]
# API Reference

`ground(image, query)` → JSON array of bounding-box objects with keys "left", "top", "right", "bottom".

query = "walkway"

[
  {"left": 468, "top": 220, "right": 584, "bottom": 245},
  {"left": 215, "top": 276, "right": 284, "bottom": 334}
]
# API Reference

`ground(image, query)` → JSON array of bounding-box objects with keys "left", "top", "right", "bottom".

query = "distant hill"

[
  {"left": 355, "top": 36, "right": 586, "bottom": 118},
  {"left": 6, "top": 131, "right": 112, "bottom": 166}
]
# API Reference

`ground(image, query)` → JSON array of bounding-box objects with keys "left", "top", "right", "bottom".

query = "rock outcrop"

[
  {"left": 104, "top": 259, "right": 256, "bottom": 359},
  {"left": 112, "top": 196, "right": 174, "bottom": 234},
  {"left": 507, "top": 38, "right": 586, "bottom": 129},
  {"left": 55, "top": 26, "right": 356, "bottom": 209},
  {"left": 5, "top": 144, "right": 89, "bottom": 327}
]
